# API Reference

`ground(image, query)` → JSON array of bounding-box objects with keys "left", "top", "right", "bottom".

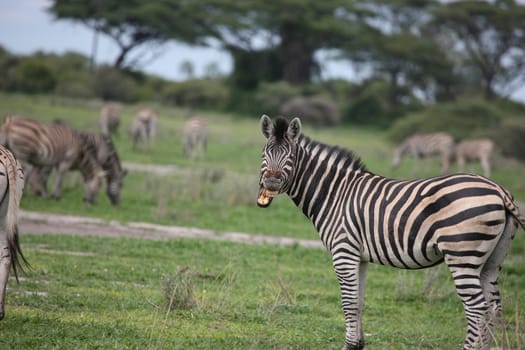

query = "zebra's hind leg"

[
  {"left": 479, "top": 216, "right": 518, "bottom": 343},
  {"left": 446, "top": 259, "right": 490, "bottom": 350}
]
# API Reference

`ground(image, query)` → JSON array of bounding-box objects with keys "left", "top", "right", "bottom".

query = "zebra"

[
  {"left": 0, "top": 145, "right": 27, "bottom": 320},
  {"left": 452, "top": 138, "right": 495, "bottom": 178},
  {"left": 392, "top": 132, "right": 454, "bottom": 175},
  {"left": 99, "top": 103, "right": 121, "bottom": 137},
  {"left": 130, "top": 108, "right": 157, "bottom": 151},
  {"left": 0, "top": 116, "right": 104, "bottom": 204},
  {"left": 183, "top": 117, "right": 208, "bottom": 160},
  {"left": 257, "top": 115, "right": 524, "bottom": 350},
  {"left": 30, "top": 132, "right": 127, "bottom": 205}
]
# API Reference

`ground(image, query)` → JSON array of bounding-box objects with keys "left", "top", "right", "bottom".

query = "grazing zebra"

[
  {"left": 130, "top": 108, "right": 157, "bottom": 151},
  {"left": 183, "top": 117, "right": 208, "bottom": 160},
  {"left": 257, "top": 115, "right": 524, "bottom": 350},
  {"left": 453, "top": 138, "right": 495, "bottom": 178},
  {"left": 30, "top": 132, "right": 127, "bottom": 205},
  {"left": 0, "top": 116, "right": 104, "bottom": 204},
  {"left": 392, "top": 132, "right": 454, "bottom": 175},
  {"left": 99, "top": 103, "right": 121, "bottom": 137},
  {"left": 0, "top": 145, "right": 27, "bottom": 320}
]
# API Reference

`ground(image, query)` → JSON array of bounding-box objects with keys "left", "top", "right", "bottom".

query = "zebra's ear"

[
  {"left": 260, "top": 114, "right": 273, "bottom": 139},
  {"left": 287, "top": 117, "right": 301, "bottom": 142}
]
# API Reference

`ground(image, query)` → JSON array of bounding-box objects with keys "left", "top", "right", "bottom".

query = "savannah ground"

[{"left": 0, "top": 93, "right": 524, "bottom": 349}]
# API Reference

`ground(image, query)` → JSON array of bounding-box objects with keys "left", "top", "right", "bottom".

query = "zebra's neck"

[{"left": 287, "top": 135, "right": 368, "bottom": 225}]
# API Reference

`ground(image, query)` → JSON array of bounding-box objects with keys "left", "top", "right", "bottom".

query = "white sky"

[{"left": 0, "top": 0, "right": 523, "bottom": 103}]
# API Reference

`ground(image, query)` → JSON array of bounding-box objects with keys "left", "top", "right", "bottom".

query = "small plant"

[{"left": 161, "top": 267, "right": 195, "bottom": 312}]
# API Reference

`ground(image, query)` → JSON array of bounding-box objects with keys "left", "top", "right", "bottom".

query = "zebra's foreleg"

[
  {"left": 51, "top": 162, "right": 71, "bottom": 200},
  {"left": 332, "top": 253, "right": 366, "bottom": 350}
]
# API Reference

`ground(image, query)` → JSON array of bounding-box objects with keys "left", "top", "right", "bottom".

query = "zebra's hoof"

[{"left": 342, "top": 340, "right": 365, "bottom": 350}]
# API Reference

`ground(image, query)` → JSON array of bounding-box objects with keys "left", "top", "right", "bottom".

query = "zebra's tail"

[
  {"left": 498, "top": 184, "right": 525, "bottom": 231},
  {"left": 4, "top": 153, "right": 28, "bottom": 282}
]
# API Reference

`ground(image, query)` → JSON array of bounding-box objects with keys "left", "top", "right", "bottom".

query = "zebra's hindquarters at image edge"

[
  {"left": 0, "top": 144, "right": 27, "bottom": 320},
  {"left": 257, "top": 114, "right": 524, "bottom": 350}
]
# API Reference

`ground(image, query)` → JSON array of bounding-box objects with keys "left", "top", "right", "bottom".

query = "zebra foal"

[
  {"left": 452, "top": 138, "right": 495, "bottom": 178},
  {"left": 183, "top": 117, "right": 208, "bottom": 160},
  {"left": 0, "top": 145, "right": 27, "bottom": 320},
  {"left": 130, "top": 108, "right": 157, "bottom": 151},
  {"left": 257, "top": 115, "right": 524, "bottom": 350},
  {"left": 99, "top": 103, "right": 121, "bottom": 137},
  {"left": 0, "top": 116, "right": 104, "bottom": 204}
]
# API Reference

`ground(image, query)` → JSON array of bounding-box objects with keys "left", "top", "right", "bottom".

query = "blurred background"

[{"left": 0, "top": 1, "right": 524, "bottom": 126}]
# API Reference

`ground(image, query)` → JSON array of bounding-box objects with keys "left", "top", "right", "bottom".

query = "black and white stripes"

[
  {"left": 257, "top": 115, "right": 524, "bottom": 350},
  {"left": 0, "top": 116, "right": 104, "bottom": 203}
]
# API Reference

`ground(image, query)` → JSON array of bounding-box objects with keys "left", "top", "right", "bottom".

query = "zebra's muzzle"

[{"left": 257, "top": 187, "right": 278, "bottom": 208}]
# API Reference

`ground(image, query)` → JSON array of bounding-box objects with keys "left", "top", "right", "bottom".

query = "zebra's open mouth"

[{"left": 257, "top": 188, "right": 278, "bottom": 208}]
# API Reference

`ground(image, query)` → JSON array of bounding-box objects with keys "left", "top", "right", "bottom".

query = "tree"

[
  {"left": 342, "top": 0, "right": 456, "bottom": 105},
  {"left": 48, "top": 0, "right": 210, "bottom": 69},
  {"left": 430, "top": 0, "right": 525, "bottom": 99}
]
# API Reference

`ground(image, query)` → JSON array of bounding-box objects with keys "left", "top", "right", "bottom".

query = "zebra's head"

[
  {"left": 106, "top": 168, "right": 127, "bottom": 205},
  {"left": 257, "top": 114, "right": 301, "bottom": 208}
]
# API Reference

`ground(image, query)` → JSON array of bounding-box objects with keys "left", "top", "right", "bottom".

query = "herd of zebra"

[
  {"left": 391, "top": 131, "right": 495, "bottom": 178},
  {"left": 0, "top": 104, "right": 208, "bottom": 320},
  {"left": 0, "top": 108, "right": 520, "bottom": 349},
  {"left": 257, "top": 115, "right": 523, "bottom": 350}
]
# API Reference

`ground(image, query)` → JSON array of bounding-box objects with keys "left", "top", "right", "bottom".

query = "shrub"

[
  {"left": 279, "top": 95, "right": 341, "bottom": 126},
  {"left": 12, "top": 59, "right": 57, "bottom": 93},
  {"left": 162, "top": 79, "right": 229, "bottom": 110},
  {"left": 93, "top": 65, "right": 140, "bottom": 102},
  {"left": 388, "top": 98, "right": 503, "bottom": 142},
  {"left": 253, "top": 81, "right": 301, "bottom": 116},
  {"left": 490, "top": 120, "right": 525, "bottom": 162},
  {"left": 161, "top": 267, "right": 196, "bottom": 311}
]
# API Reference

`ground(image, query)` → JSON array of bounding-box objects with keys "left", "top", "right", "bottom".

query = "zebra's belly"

[{"left": 362, "top": 241, "right": 444, "bottom": 269}]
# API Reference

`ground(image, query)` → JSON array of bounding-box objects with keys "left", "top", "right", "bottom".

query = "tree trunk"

[{"left": 279, "top": 33, "right": 315, "bottom": 85}]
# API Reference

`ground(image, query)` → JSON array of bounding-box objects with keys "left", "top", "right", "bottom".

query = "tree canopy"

[{"left": 47, "top": 0, "right": 525, "bottom": 103}]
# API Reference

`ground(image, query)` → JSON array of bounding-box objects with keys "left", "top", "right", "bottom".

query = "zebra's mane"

[
  {"left": 273, "top": 116, "right": 289, "bottom": 143},
  {"left": 298, "top": 134, "right": 368, "bottom": 173}
]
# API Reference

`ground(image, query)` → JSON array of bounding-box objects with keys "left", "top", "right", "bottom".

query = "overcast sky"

[{"left": 0, "top": 0, "right": 524, "bottom": 103}]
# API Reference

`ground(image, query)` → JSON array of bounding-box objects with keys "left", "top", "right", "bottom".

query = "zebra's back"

[{"left": 0, "top": 116, "right": 82, "bottom": 166}]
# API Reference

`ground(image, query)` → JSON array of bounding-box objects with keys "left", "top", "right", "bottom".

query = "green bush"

[
  {"left": 279, "top": 95, "right": 341, "bottom": 126},
  {"left": 12, "top": 59, "right": 57, "bottom": 93},
  {"left": 92, "top": 65, "right": 140, "bottom": 102},
  {"left": 343, "top": 80, "right": 416, "bottom": 128},
  {"left": 490, "top": 119, "right": 525, "bottom": 161},
  {"left": 253, "top": 81, "right": 301, "bottom": 116},
  {"left": 387, "top": 98, "right": 503, "bottom": 142},
  {"left": 162, "top": 79, "right": 229, "bottom": 110}
]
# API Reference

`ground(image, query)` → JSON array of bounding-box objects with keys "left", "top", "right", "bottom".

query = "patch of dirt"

[{"left": 19, "top": 210, "right": 323, "bottom": 249}]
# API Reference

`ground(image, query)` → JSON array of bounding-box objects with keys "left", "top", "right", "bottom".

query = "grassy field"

[
  {"left": 1, "top": 234, "right": 524, "bottom": 349},
  {"left": 0, "top": 93, "right": 524, "bottom": 349}
]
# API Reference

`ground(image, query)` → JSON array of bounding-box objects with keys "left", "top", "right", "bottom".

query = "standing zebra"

[
  {"left": 0, "top": 116, "right": 104, "bottom": 204},
  {"left": 257, "top": 115, "right": 524, "bottom": 350},
  {"left": 0, "top": 145, "right": 27, "bottom": 320},
  {"left": 452, "top": 138, "right": 495, "bottom": 178},
  {"left": 392, "top": 132, "right": 454, "bottom": 175},
  {"left": 130, "top": 108, "right": 157, "bottom": 151},
  {"left": 30, "top": 132, "right": 127, "bottom": 205},
  {"left": 99, "top": 103, "right": 121, "bottom": 137},
  {"left": 183, "top": 117, "right": 208, "bottom": 160}
]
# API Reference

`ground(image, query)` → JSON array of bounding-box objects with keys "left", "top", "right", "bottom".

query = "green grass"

[
  {"left": 1, "top": 233, "right": 524, "bottom": 349},
  {"left": 1, "top": 93, "right": 525, "bottom": 349},
  {"left": 3, "top": 92, "right": 525, "bottom": 238}
]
